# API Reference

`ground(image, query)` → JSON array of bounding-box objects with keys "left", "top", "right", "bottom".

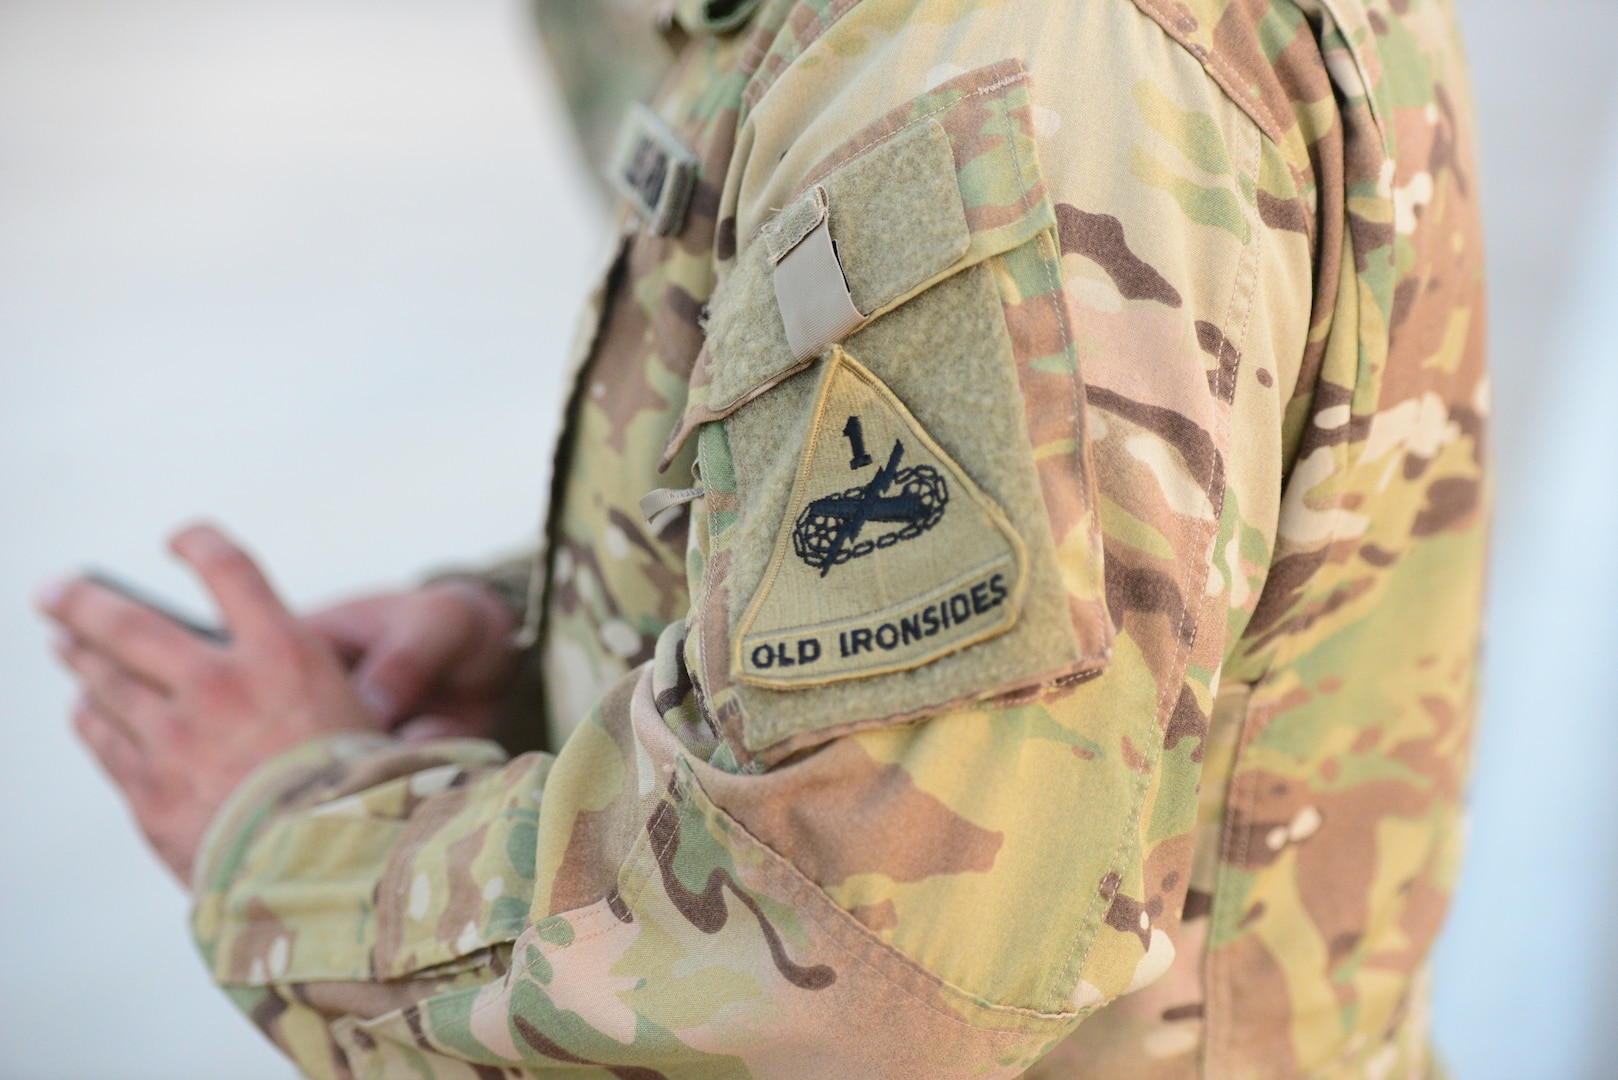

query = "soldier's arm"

[{"left": 190, "top": 3, "right": 1333, "bottom": 1076}]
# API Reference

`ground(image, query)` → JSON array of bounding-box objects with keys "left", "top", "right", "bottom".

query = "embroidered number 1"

[{"left": 843, "top": 415, "right": 872, "bottom": 470}]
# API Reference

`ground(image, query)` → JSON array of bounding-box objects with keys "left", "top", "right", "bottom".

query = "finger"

[
  {"left": 302, "top": 597, "right": 391, "bottom": 667},
  {"left": 352, "top": 612, "right": 473, "bottom": 724},
  {"left": 72, "top": 697, "right": 146, "bottom": 790},
  {"left": 37, "top": 578, "right": 202, "bottom": 689},
  {"left": 169, "top": 524, "right": 296, "bottom": 646},
  {"left": 53, "top": 633, "right": 168, "bottom": 734}
]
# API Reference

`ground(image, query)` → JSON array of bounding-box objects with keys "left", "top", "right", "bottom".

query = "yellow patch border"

[{"left": 732, "top": 346, "right": 1030, "bottom": 689}]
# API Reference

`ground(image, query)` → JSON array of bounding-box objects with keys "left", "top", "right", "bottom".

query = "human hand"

[
  {"left": 38, "top": 524, "right": 382, "bottom": 883},
  {"left": 302, "top": 578, "right": 518, "bottom": 743}
]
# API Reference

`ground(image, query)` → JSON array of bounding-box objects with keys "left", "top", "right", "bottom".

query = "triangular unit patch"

[{"left": 734, "top": 347, "right": 1028, "bottom": 688}]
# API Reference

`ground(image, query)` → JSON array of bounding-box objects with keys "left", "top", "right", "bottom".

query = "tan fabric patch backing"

[
  {"left": 722, "top": 260, "right": 1085, "bottom": 753},
  {"left": 701, "top": 118, "right": 970, "bottom": 415},
  {"left": 734, "top": 348, "right": 1027, "bottom": 687},
  {"left": 828, "top": 118, "right": 969, "bottom": 314}
]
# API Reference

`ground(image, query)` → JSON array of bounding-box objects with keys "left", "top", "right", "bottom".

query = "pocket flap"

[{"left": 660, "top": 60, "right": 1057, "bottom": 469}]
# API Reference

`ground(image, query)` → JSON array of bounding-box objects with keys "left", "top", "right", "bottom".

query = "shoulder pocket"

[{"left": 682, "top": 62, "right": 1112, "bottom": 767}]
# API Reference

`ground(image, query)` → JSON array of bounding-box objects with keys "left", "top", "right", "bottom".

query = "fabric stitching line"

[
  {"left": 1004, "top": 70, "right": 1156, "bottom": 1003},
  {"left": 996, "top": 98, "right": 1110, "bottom": 681},
  {"left": 1201, "top": 124, "right": 1266, "bottom": 1080},
  {"left": 796, "top": 64, "right": 1030, "bottom": 197},
  {"left": 1199, "top": 129, "right": 1264, "bottom": 1080},
  {"left": 1029, "top": 229, "right": 1108, "bottom": 671},
  {"left": 682, "top": 763, "right": 1078, "bottom": 1029},
  {"left": 1224, "top": 739, "right": 1263, "bottom": 1079},
  {"left": 1056, "top": 116, "right": 1263, "bottom": 1010},
  {"left": 636, "top": 794, "right": 685, "bottom": 913},
  {"left": 1127, "top": 0, "right": 1286, "bottom": 148},
  {"left": 1213, "top": 155, "right": 1263, "bottom": 1080}
]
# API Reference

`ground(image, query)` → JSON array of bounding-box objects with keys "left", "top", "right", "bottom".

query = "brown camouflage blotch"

[
  {"left": 1256, "top": 188, "right": 1309, "bottom": 235},
  {"left": 1196, "top": 319, "right": 1243, "bottom": 403},
  {"left": 1357, "top": 542, "right": 1398, "bottom": 567},
  {"left": 1086, "top": 386, "right": 1222, "bottom": 499},
  {"left": 1103, "top": 556, "right": 1186, "bottom": 633},
  {"left": 1103, "top": 890, "right": 1152, "bottom": 950},
  {"left": 1411, "top": 476, "right": 1480, "bottom": 537},
  {"left": 1208, "top": 926, "right": 1300, "bottom": 1079},
  {"left": 1142, "top": 832, "right": 1196, "bottom": 938},
  {"left": 714, "top": 215, "right": 738, "bottom": 262},
  {"left": 646, "top": 798, "right": 837, "bottom": 990},
  {"left": 433, "top": 825, "right": 493, "bottom": 947},
  {"left": 1055, "top": 204, "right": 1183, "bottom": 308},
  {"left": 1293, "top": 779, "right": 1430, "bottom": 971},
  {"left": 1163, "top": 685, "right": 1209, "bottom": 761},
  {"left": 1243, "top": 547, "right": 1329, "bottom": 643},
  {"left": 248, "top": 987, "right": 290, "bottom": 1040},
  {"left": 700, "top": 737, "right": 1004, "bottom": 888}
]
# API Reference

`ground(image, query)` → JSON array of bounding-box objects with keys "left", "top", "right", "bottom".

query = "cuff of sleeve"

[
  {"left": 190, "top": 732, "right": 399, "bottom": 897},
  {"left": 190, "top": 732, "right": 513, "bottom": 987}
]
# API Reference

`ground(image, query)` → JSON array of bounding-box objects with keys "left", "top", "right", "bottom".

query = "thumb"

[{"left": 351, "top": 618, "right": 468, "bottom": 725}]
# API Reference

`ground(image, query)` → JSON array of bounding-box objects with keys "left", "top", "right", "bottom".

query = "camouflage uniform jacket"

[{"left": 191, "top": 0, "right": 1488, "bottom": 1076}]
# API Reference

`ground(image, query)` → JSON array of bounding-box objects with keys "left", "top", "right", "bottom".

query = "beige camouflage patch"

[{"left": 735, "top": 347, "right": 1025, "bottom": 687}]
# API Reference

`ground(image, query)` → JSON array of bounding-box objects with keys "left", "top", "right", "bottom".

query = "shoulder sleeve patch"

[
  {"left": 684, "top": 62, "right": 1113, "bottom": 766},
  {"left": 734, "top": 347, "right": 1027, "bottom": 686}
]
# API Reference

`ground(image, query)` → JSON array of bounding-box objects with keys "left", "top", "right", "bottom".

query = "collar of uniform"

[{"left": 665, "top": 0, "right": 764, "bottom": 36}]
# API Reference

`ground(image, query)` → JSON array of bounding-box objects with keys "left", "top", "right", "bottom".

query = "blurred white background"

[
  {"left": 0, "top": 0, "right": 1613, "bottom": 1076},
  {"left": 0, "top": 1, "right": 602, "bottom": 1076}
]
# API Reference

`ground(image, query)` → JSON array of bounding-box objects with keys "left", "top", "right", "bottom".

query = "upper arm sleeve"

[{"left": 191, "top": 3, "right": 1314, "bottom": 1077}]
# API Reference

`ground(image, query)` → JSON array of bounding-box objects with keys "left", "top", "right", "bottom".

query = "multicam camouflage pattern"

[
  {"left": 191, "top": 0, "right": 1486, "bottom": 1077},
  {"left": 530, "top": 0, "right": 672, "bottom": 179}
]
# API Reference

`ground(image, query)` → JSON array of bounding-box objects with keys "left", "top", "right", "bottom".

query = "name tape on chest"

[
  {"left": 608, "top": 104, "right": 698, "bottom": 237},
  {"left": 734, "top": 348, "right": 1027, "bottom": 687}
]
